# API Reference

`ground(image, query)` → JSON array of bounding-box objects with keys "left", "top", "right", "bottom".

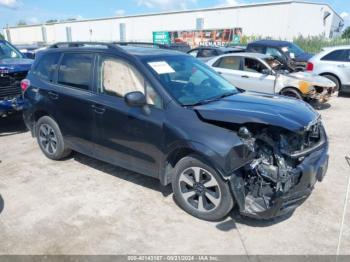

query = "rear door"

[
  {"left": 53, "top": 52, "right": 95, "bottom": 154},
  {"left": 239, "top": 57, "right": 276, "bottom": 94},
  {"left": 321, "top": 49, "right": 350, "bottom": 85},
  {"left": 211, "top": 56, "right": 245, "bottom": 87},
  {"left": 90, "top": 54, "right": 165, "bottom": 177}
]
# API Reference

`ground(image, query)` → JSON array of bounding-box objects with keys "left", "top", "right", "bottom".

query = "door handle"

[
  {"left": 217, "top": 71, "right": 223, "bottom": 75},
  {"left": 48, "top": 91, "right": 59, "bottom": 100},
  {"left": 337, "top": 64, "right": 346, "bottom": 68},
  {"left": 241, "top": 75, "right": 249, "bottom": 78},
  {"left": 91, "top": 104, "right": 106, "bottom": 114}
]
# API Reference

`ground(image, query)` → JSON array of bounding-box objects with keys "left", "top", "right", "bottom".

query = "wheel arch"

[
  {"left": 280, "top": 86, "right": 303, "bottom": 98},
  {"left": 320, "top": 72, "right": 342, "bottom": 85},
  {"left": 32, "top": 110, "right": 55, "bottom": 136},
  {"left": 160, "top": 142, "right": 224, "bottom": 186}
]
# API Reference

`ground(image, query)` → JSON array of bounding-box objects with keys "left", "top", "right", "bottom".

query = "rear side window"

[
  {"left": 58, "top": 53, "right": 93, "bottom": 90},
  {"left": 213, "top": 56, "right": 241, "bottom": 70},
  {"left": 321, "top": 50, "right": 350, "bottom": 62},
  {"left": 35, "top": 52, "right": 61, "bottom": 82}
]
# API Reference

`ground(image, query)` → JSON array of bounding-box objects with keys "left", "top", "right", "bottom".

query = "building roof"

[{"left": 4, "top": 1, "right": 343, "bottom": 29}]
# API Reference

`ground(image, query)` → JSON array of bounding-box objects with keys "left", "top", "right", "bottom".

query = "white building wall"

[{"left": 3, "top": 1, "right": 343, "bottom": 45}]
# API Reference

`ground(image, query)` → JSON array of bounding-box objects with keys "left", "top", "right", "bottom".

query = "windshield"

[
  {"left": 283, "top": 43, "right": 304, "bottom": 57},
  {"left": 143, "top": 55, "right": 238, "bottom": 106},
  {"left": 0, "top": 41, "right": 23, "bottom": 59}
]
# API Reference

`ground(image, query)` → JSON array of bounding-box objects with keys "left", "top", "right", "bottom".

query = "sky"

[{"left": 0, "top": 0, "right": 349, "bottom": 30}]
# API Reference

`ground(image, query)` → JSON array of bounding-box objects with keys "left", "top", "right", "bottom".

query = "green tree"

[
  {"left": 342, "top": 26, "right": 350, "bottom": 39},
  {"left": 17, "top": 20, "right": 27, "bottom": 26},
  {"left": 0, "top": 33, "right": 4, "bottom": 40}
]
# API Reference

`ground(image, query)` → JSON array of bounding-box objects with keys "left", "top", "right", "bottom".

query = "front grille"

[{"left": 0, "top": 71, "right": 27, "bottom": 100}]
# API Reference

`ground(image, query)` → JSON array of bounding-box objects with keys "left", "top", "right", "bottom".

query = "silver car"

[
  {"left": 207, "top": 52, "right": 335, "bottom": 104},
  {"left": 306, "top": 45, "right": 350, "bottom": 94}
]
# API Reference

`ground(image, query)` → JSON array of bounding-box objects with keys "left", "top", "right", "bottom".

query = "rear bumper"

[
  {"left": 230, "top": 145, "right": 329, "bottom": 220},
  {"left": 0, "top": 96, "right": 25, "bottom": 116}
]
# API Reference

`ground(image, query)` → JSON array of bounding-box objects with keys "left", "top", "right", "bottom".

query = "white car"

[
  {"left": 207, "top": 52, "right": 335, "bottom": 104},
  {"left": 306, "top": 45, "right": 350, "bottom": 94}
]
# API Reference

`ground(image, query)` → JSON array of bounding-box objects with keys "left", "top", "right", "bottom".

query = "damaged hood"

[
  {"left": 194, "top": 92, "right": 319, "bottom": 132},
  {"left": 286, "top": 71, "right": 336, "bottom": 88}
]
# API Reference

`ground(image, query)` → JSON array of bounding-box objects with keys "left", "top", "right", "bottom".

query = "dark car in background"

[
  {"left": 187, "top": 46, "right": 245, "bottom": 62},
  {"left": 23, "top": 42, "right": 328, "bottom": 221},
  {"left": 247, "top": 40, "right": 313, "bottom": 71},
  {"left": 0, "top": 40, "right": 33, "bottom": 117}
]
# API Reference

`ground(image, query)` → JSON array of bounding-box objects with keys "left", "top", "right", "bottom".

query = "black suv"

[
  {"left": 247, "top": 40, "right": 313, "bottom": 71},
  {"left": 23, "top": 42, "right": 329, "bottom": 221}
]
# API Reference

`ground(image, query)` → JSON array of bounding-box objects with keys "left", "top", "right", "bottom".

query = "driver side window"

[
  {"left": 98, "top": 56, "right": 162, "bottom": 108},
  {"left": 244, "top": 58, "right": 267, "bottom": 74}
]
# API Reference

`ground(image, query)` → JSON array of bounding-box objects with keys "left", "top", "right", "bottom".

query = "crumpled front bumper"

[
  {"left": 308, "top": 86, "right": 335, "bottom": 104},
  {"left": 230, "top": 145, "right": 329, "bottom": 220},
  {"left": 0, "top": 96, "right": 25, "bottom": 116}
]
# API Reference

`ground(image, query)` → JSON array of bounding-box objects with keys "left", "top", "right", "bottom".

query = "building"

[{"left": 3, "top": 0, "right": 344, "bottom": 46}]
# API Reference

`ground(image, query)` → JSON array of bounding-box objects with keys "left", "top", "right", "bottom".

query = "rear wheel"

[
  {"left": 281, "top": 87, "right": 303, "bottom": 100},
  {"left": 36, "top": 116, "right": 71, "bottom": 160},
  {"left": 172, "top": 155, "right": 234, "bottom": 221},
  {"left": 322, "top": 74, "right": 340, "bottom": 93}
]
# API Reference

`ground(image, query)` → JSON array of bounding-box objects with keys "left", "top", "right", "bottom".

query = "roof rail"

[
  {"left": 114, "top": 42, "right": 191, "bottom": 52},
  {"left": 48, "top": 42, "right": 125, "bottom": 52},
  {"left": 114, "top": 42, "right": 165, "bottom": 48}
]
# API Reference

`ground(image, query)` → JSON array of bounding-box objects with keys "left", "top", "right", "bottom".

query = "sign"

[
  {"left": 153, "top": 28, "right": 243, "bottom": 48},
  {"left": 153, "top": 31, "right": 171, "bottom": 45}
]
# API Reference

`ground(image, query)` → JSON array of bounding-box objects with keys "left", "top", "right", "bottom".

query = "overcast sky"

[{"left": 0, "top": 0, "right": 349, "bottom": 30}]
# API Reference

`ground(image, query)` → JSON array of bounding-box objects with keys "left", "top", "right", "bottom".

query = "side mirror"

[{"left": 125, "top": 91, "right": 147, "bottom": 107}]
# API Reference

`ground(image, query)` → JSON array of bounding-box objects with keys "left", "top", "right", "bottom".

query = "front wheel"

[
  {"left": 280, "top": 88, "right": 303, "bottom": 100},
  {"left": 172, "top": 155, "right": 234, "bottom": 221}
]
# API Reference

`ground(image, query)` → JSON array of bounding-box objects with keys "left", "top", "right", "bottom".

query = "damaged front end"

[{"left": 230, "top": 120, "right": 329, "bottom": 219}]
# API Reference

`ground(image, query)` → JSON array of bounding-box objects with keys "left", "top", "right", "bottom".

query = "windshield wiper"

[{"left": 184, "top": 91, "right": 236, "bottom": 106}]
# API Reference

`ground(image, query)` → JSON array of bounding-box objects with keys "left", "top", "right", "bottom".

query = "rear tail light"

[
  {"left": 21, "top": 79, "right": 30, "bottom": 92},
  {"left": 306, "top": 62, "right": 314, "bottom": 71}
]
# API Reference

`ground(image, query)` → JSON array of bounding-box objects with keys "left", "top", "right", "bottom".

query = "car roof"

[
  {"left": 41, "top": 44, "right": 185, "bottom": 59},
  {"left": 189, "top": 46, "right": 244, "bottom": 52},
  {"left": 321, "top": 45, "right": 350, "bottom": 51},
  {"left": 216, "top": 52, "right": 272, "bottom": 59},
  {"left": 249, "top": 40, "right": 291, "bottom": 47}
]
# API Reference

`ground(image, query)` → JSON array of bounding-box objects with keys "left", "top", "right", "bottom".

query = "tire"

[
  {"left": 172, "top": 155, "right": 234, "bottom": 221},
  {"left": 322, "top": 74, "right": 340, "bottom": 93},
  {"left": 35, "top": 116, "right": 71, "bottom": 160},
  {"left": 281, "top": 87, "right": 303, "bottom": 100}
]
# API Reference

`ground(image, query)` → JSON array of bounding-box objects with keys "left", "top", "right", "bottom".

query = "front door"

[
  {"left": 91, "top": 54, "right": 165, "bottom": 177},
  {"left": 239, "top": 57, "right": 276, "bottom": 94}
]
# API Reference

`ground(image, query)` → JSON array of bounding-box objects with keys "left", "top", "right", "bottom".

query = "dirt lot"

[{"left": 0, "top": 96, "right": 349, "bottom": 255}]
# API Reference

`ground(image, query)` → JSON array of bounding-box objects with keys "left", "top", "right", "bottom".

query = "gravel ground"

[{"left": 0, "top": 96, "right": 349, "bottom": 255}]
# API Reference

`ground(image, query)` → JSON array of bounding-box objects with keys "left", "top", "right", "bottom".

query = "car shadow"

[
  {"left": 0, "top": 113, "right": 27, "bottom": 137},
  {"left": 314, "top": 102, "right": 331, "bottom": 111},
  {"left": 216, "top": 207, "right": 293, "bottom": 231},
  {"left": 0, "top": 194, "right": 4, "bottom": 214},
  {"left": 72, "top": 153, "right": 173, "bottom": 197}
]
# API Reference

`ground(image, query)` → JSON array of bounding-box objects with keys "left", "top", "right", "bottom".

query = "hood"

[
  {"left": 294, "top": 52, "right": 313, "bottom": 62},
  {"left": 0, "top": 58, "right": 33, "bottom": 73},
  {"left": 194, "top": 92, "right": 319, "bottom": 132},
  {"left": 287, "top": 71, "right": 336, "bottom": 88}
]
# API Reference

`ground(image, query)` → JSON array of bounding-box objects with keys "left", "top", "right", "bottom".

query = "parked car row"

[{"left": 16, "top": 41, "right": 329, "bottom": 221}]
